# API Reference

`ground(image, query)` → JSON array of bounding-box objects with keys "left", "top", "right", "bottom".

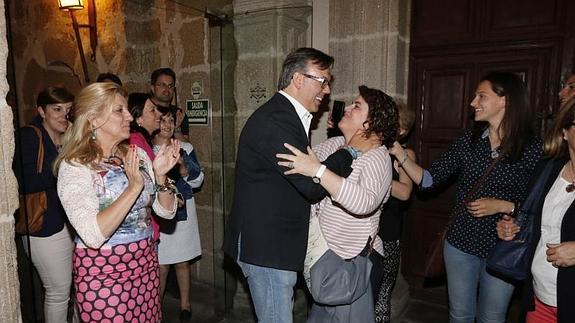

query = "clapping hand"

[
  {"left": 125, "top": 144, "right": 144, "bottom": 193},
  {"left": 153, "top": 139, "right": 181, "bottom": 177}
]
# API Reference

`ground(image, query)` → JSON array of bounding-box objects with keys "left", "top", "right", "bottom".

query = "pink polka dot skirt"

[{"left": 73, "top": 238, "right": 160, "bottom": 323}]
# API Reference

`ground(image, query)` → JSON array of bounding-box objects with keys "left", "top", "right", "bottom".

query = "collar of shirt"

[{"left": 279, "top": 90, "right": 313, "bottom": 137}]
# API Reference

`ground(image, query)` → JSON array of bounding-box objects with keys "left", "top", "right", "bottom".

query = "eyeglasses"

[
  {"left": 301, "top": 73, "right": 331, "bottom": 89},
  {"left": 103, "top": 156, "right": 125, "bottom": 168},
  {"left": 155, "top": 82, "right": 175, "bottom": 90},
  {"left": 103, "top": 156, "right": 145, "bottom": 169}
]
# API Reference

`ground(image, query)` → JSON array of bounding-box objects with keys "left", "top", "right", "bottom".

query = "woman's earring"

[{"left": 91, "top": 126, "right": 97, "bottom": 141}]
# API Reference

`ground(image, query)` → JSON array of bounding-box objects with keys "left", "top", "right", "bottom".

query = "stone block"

[
  {"left": 123, "top": 1, "right": 154, "bottom": 20},
  {"left": 124, "top": 47, "right": 161, "bottom": 78},
  {"left": 43, "top": 38, "right": 77, "bottom": 66},
  {"left": 125, "top": 19, "right": 162, "bottom": 45},
  {"left": 181, "top": 19, "right": 206, "bottom": 69}
]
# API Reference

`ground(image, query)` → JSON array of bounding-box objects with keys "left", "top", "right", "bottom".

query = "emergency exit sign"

[{"left": 186, "top": 99, "right": 209, "bottom": 126}]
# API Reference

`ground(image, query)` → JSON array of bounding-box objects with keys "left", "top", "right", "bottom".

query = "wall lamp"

[{"left": 58, "top": 0, "right": 98, "bottom": 82}]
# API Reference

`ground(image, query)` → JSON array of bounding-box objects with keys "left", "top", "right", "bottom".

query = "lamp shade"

[{"left": 58, "top": 0, "right": 84, "bottom": 10}]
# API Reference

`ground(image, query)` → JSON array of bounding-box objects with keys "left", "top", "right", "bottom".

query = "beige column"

[
  {"left": 0, "top": 1, "right": 23, "bottom": 321},
  {"left": 233, "top": 0, "right": 312, "bottom": 138}
]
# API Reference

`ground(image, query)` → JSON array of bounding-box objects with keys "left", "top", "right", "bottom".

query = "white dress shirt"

[{"left": 279, "top": 90, "right": 313, "bottom": 137}]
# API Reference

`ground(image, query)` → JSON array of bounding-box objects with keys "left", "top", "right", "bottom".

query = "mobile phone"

[{"left": 331, "top": 100, "right": 345, "bottom": 125}]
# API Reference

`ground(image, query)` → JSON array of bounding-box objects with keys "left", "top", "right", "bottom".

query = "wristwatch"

[{"left": 312, "top": 164, "right": 327, "bottom": 184}]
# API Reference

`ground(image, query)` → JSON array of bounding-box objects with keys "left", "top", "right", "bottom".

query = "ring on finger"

[{"left": 288, "top": 162, "right": 294, "bottom": 168}]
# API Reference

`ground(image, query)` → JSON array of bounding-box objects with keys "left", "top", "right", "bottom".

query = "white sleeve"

[{"left": 57, "top": 161, "right": 106, "bottom": 248}]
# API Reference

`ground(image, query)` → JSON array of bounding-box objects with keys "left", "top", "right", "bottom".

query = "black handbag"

[{"left": 486, "top": 161, "right": 554, "bottom": 281}]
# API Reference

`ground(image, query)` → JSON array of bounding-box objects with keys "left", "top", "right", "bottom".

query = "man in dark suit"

[{"left": 224, "top": 48, "right": 354, "bottom": 322}]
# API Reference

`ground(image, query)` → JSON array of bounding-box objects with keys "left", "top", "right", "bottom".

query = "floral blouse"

[{"left": 57, "top": 148, "right": 176, "bottom": 249}]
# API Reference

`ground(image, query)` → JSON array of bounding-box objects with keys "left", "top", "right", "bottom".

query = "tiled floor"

[
  {"left": 161, "top": 281, "right": 523, "bottom": 323},
  {"left": 17, "top": 245, "right": 520, "bottom": 323},
  {"left": 160, "top": 281, "right": 450, "bottom": 323}
]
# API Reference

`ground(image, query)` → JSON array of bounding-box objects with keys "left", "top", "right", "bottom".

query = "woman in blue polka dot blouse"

[{"left": 390, "top": 72, "right": 542, "bottom": 323}]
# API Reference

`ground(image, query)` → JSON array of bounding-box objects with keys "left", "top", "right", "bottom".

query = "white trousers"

[{"left": 22, "top": 226, "right": 74, "bottom": 323}]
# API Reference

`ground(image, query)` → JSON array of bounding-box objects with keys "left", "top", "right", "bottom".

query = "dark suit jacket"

[
  {"left": 224, "top": 93, "right": 352, "bottom": 271},
  {"left": 523, "top": 157, "right": 575, "bottom": 322}
]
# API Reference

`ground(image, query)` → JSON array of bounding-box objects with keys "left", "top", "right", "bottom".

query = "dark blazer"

[
  {"left": 224, "top": 93, "right": 352, "bottom": 271},
  {"left": 13, "top": 117, "right": 67, "bottom": 237},
  {"left": 523, "top": 157, "right": 575, "bottom": 322}
]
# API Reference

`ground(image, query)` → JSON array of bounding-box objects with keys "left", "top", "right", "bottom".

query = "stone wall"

[
  {"left": 0, "top": 0, "right": 23, "bottom": 321},
  {"left": 329, "top": 0, "right": 410, "bottom": 102}
]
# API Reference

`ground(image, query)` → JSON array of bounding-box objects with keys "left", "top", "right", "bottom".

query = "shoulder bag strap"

[
  {"left": 26, "top": 125, "right": 44, "bottom": 174},
  {"left": 520, "top": 161, "right": 555, "bottom": 213},
  {"left": 447, "top": 154, "right": 504, "bottom": 226}
]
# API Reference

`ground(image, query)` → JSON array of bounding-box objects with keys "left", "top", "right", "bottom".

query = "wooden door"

[{"left": 403, "top": 0, "right": 575, "bottom": 282}]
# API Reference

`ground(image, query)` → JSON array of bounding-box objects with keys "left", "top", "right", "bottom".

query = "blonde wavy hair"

[
  {"left": 398, "top": 103, "right": 415, "bottom": 140},
  {"left": 543, "top": 98, "right": 575, "bottom": 158},
  {"left": 54, "top": 82, "right": 128, "bottom": 174}
]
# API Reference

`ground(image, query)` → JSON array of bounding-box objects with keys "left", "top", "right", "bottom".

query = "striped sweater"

[{"left": 313, "top": 136, "right": 392, "bottom": 259}]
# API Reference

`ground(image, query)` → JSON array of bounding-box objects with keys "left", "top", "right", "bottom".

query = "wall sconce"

[{"left": 58, "top": 0, "right": 98, "bottom": 82}]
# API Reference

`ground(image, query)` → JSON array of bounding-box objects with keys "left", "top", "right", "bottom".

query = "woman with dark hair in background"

[
  {"left": 375, "top": 104, "right": 417, "bottom": 323},
  {"left": 152, "top": 108, "right": 204, "bottom": 321},
  {"left": 128, "top": 92, "right": 161, "bottom": 160},
  {"left": 497, "top": 97, "right": 575, "bottom": 322},
  {"left": 390, "top": 72, "right": 542, "bottom": 322},
  {"left": 96, "top": 72, "right": 123, "bottom": 86},
  {"left": 13, "top": 87, "right": 74, "bottom": 322},
  {"left": 128, "top": 92, "right": 163, "bottom": 240}
]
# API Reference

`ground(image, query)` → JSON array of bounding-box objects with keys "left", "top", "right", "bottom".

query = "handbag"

[
  {"left": 304, "top": 205, "right": 373, "bottom": 306},
  {"left": 309, "top": 247, "right": 373, "bottom": 306},
  {"left": 15, "top": 125, "right": 47, "bottom": 235},
  {"left": 423, "top": 154, "right": 503, "bottom": 279},
  {"left": 486, "top": 161, "right": 554, "bottom": 281}
]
